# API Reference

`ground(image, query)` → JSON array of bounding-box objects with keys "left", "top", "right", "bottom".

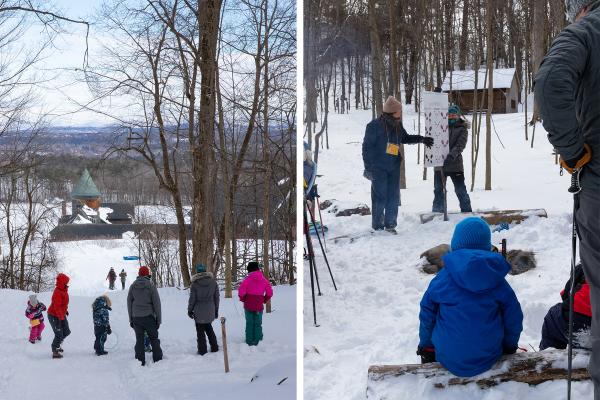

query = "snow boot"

[
  {"left": 96, "top": 350, "right": 108, "bottom": 356},
  {"left": 385, "top": 227, "right": 397, "bottom": 235},
  {"left": 37, "top": 336, "right": 42, "bottom": 341},
  {"left": 57, "top": 346, "right": 64, "bottom": 353},
  {"left": 52, "top": 351, "right": 63, "bottom": 359},
  {"left": 29, "top": 339, "right": 36, "bottom": 344}
]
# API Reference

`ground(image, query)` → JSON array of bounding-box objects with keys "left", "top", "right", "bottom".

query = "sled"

[
  {"left": 367, "top": 349, "right": 590, "bottom": 398},
  {"left": 419, "top": 208, "right": 548, "bottom": 225}
]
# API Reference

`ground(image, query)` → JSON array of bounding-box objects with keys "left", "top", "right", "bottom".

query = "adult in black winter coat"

[
  {"left": 534, "top": 1, "right": 600, "bottom": 397},
  {"left": 362, "top": 96, "right": 434, "bottom": 233},
  {"left": 432, "top": 104, "right": 472, "bottom": 213},
  {"left": 187, "top": 263, "right": 220, "bottom": 355}
]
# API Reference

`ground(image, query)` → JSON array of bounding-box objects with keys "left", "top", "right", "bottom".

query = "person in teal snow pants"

[{"left": 238, "top": 262, "right": 273, "bottom": 345}]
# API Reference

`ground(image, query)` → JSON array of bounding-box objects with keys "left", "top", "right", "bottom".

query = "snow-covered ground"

[
  {"left": 1, "top": 239, "right": 296, "bottom": 399},
  {"left": 303, "top": 105, "right": 593, "bottom": 399}
]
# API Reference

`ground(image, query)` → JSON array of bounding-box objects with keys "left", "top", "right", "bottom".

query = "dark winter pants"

[
  {"left": 539, "top": 303, "right": 591, "bottom": 350},
  {"left": 245, "top": 310, "right": 263, "bottom": 346},
  {"left": 576, "top": 188, "right": 600, "bottom": 399},
  {"left": 109, "top": 279, "right": 115, "bottom": 290},
  {"left": 48, "top": 314, "right": 70, "bottom": 352},
  {"left": 132, "top": 315, "right": 163, "bottom": 363},
  {"left": 370, "top": 168, "right": 401, "bottom": 230},
  {"left": 121, "top": 280, "right": 125, "bottom": 290},
  {"left": 195, "top": 323, "right": 218, "bottom": 355},
  {"left": 432, "top": 170, "right": 472, "bottom": 213},
  {"left": 94, "top": 325, "right": 108, "bottom": 354}
]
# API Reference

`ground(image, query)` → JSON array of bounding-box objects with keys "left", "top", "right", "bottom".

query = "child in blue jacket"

[{"left": 418, "top": 217, "right": 523, "bottom": 377}]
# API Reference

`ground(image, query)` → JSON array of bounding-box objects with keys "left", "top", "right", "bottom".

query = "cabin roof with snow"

[
  {"left": 71, "top": 168, "right": 101, "bottom": 200},
  {"left": 441, "top": 68, "right": 517, "bottom": 92}
]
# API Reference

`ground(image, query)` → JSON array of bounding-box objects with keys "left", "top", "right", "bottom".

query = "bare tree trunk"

[
  {"left": 368, "top": 0, "right": 384, "bottom": 115},
  {"left": 485, "top": 0, "right": 494, "bottom": 191}
]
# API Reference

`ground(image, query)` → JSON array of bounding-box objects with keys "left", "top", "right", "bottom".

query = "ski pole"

[
  {"left": 566, "top": 168, "right": 582, "bottom": 400},
  {"left": 220, "top": 317, "right": 230, "bottom": 373}
]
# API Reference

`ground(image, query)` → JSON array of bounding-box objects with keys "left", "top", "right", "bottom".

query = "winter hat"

[
  {"left": 451, "top": 217, "right": 492, "bottom": 251},
  {"left": 382, "top": 96, "right": 403, "bottom": 115},
  {"left": 448, "top": 104, "right": 461, "bottom": 116},
  {"left": 247, "top": 261, "right": 261, "bottom": 273},
  {"left": 139, "top": 266, "right": 150, "bottom": 276},
  {"left": 565, "top": 0, "right": 597, "bottom": 22},
  {"left": 29, "top": 294, "right": 38, "bottom": 306},
  {"left": 195, "top": 264, "right": 206, "bottom": 273}
]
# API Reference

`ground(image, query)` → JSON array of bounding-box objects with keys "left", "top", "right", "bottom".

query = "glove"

[
  {"left": 416, "top": 347, "right": 436, "bottom": 364},
  {"left": 561, "top": 143, "right": 592, "bottom": 174},
  {"left": 66, "top": 311, "right": 69, "bottom": 316},
  {"left": 363, "top": 169, "right": 373, "bottom": 181},
  {"left": 107, "top": 325, "right": 112, "bottom": 335},
  {"left": 502, "top": 346, "right": 517, "bottom": 355},
  {"left": 188, "top": 311, "right": 194, "bottom": 319},
  {"left": 422, "top": 136, "right": 434, "bottom": 148},
  {"left": 130, "top": 321, "right": 134, "bottom": 328}
]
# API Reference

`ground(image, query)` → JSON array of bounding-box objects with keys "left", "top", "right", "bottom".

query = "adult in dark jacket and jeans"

[
  {"left": 362, "top": 96, "right": 434, "bottom": 233},
  {"left": 432, "top": 104, "right": 472, "bottom": 213},
  {"left": 188, "top": 264, "right": 220, "bottom": 355},
  {"left": 127, "top": 266, "right": 163, "bottom": 365},
  {"left": 534, "top": 0, "right": 600, "bottom": 396}
]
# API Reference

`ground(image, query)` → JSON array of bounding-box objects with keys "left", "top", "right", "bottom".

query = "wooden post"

[{"left": 220, "top": 317, "right": 230, "bottom": 373}]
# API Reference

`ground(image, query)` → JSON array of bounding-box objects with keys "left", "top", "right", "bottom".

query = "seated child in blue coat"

[{"left": 417, "top": 217, "right": 523, "bottom": 377}]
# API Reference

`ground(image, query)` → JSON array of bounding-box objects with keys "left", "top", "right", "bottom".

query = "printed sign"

[{"left": 422, "top": 92, "right": 449, "bottom": 168}]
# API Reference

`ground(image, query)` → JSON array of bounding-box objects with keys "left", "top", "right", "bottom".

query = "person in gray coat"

[
  {"left": 534, "top": 0, "right": 600, "bottom": 397},
  {"left": 432, "top": 104, "right": 472, "bottom": 213},
  {"left": 187, "top": 264, "right": 220, "bottom": 355},
  {"left": 127, "top": 266, "right": 163, "bottom": 365}
]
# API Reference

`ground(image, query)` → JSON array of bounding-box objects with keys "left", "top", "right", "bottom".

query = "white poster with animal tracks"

[{"left": 422, "top": 92, "right": 449, "bottom": 168}]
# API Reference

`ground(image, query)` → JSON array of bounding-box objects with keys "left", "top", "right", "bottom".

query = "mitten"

[
  {"left": 416, "top": 347, "right": 436, "bottom": 364},
  {"left": 561, "top": 143, "right": 592, "bottom": 174},
  {"left": 188, "top": 311, "right": 194, "bottom": 319}
]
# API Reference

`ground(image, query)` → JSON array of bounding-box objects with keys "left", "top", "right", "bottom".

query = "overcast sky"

[{"left": 27, "top": 0, "right": 110, "bottom": 127}]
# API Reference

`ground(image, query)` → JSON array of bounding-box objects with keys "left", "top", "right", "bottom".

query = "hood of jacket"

[
  {"left": 92, "top": 295, "right": 112, "bottom": 311},
  {"left": 442, "top": 249, "right": 510, "bottom": 293},
  {"left": 246, "top": 270, "right": 266, "bottom": 282},
  {"left": 131, "top": 275, "right": 152, "bottom": 289},
  {"left": 191, "top": 272, "right": 214, "bottom": 284},
  {"left": 56, "top": 273, "right": 70, "bottom": 290}
]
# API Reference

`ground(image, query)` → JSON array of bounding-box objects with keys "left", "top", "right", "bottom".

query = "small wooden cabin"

[{"left": 441, "top": 68, "right": 520, "bottom": 114}]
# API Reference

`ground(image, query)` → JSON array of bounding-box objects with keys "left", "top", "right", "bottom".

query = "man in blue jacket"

[
  {"left": 362, "top": 96, "right": 433, "bottom": 233},
  {"left": 418, "top": 217, "right": 523, "bottom": 377},
  {"left": 535, "top": 1, "right": 600, "bottom": 396}
]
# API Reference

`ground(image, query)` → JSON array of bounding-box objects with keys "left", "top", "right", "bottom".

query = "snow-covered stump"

[
  {"left": 367, "top": 349, "right": 590, "bottom": 397},
  {"left": 419, "top": 208, "right": 548, "bottom": 225}
]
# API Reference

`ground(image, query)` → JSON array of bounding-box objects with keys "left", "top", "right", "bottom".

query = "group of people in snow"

[
  {"left": 106, "top": 267, "right": 127, "bottom": 290},
  {"left": 25, "top": 262, "right": 273, "bottom": 366},
  {"left": 416, "top": 217, "right": 592, "bottom": 377}
]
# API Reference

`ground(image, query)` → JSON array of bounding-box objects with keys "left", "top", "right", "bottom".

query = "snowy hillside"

[
  {"left": 1, "top": 240, "right": 296, "bottom": 400},
  {"left": 303, "top": 106, "right": 592, "bottom": 399}
]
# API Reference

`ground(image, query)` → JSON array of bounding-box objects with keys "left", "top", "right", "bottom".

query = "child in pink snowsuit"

[
  {"left": 26, "top": 294, "right": 47, "bottom": 344},
  {"left": 238, "top": 262, "right": 273, "bottom": 346}
]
